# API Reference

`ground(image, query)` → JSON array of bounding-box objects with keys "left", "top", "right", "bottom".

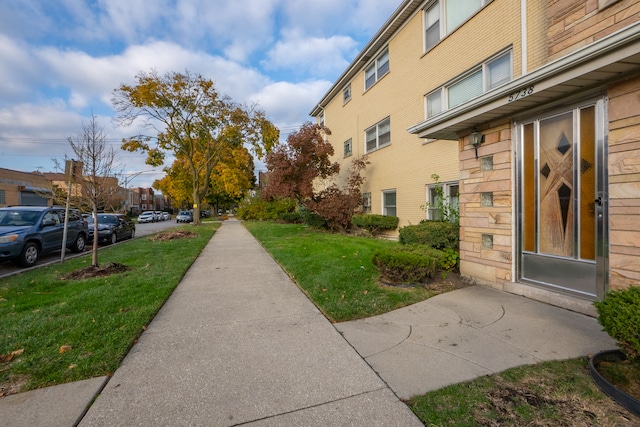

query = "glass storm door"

[{"left": 518, "top": 101, "right": 607, "bottom": 299}]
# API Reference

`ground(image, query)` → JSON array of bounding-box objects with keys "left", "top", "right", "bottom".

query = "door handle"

[{"left": 594, "top": 196, "right": 602, "bottom": 206}]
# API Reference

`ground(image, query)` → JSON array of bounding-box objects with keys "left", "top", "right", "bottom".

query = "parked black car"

[
  {"left": 0, "top": 206, "right": 88, "bottom": 267},
  {"left": 87, "top": 213, "right": 135, "bottom": 245}
]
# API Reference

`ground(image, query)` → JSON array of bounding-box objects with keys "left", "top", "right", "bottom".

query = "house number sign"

[{"left": 508, "top": 85, "right": 534, "bottom": 102}]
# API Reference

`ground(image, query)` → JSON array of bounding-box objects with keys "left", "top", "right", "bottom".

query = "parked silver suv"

[{"left": 0, "top": 206, "right": 88, "bottom": 267}]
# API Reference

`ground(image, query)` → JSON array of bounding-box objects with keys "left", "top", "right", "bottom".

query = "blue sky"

[{"left": 0, "top": 0, "right": 399, "bottom": 188}]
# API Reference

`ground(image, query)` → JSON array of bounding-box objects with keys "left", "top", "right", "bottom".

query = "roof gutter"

[{"left": 309, "top": 0, "right": 423, "bottom": 117}]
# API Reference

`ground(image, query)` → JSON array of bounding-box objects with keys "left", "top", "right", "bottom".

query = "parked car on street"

[
  {"left": 154, "top": 211, "right": 164, "bottom": 221},
  {"left": 137, "top": 211, "right": 155, "bottom": 223},
  {"left": 176, "top": 211, "right": 193, "bottom": 223},
  {"left": 162, "top": 212, "right": 170, "bottom": 221},
  {"left": 87, "top": 213, "right": 135, "bottom": 245},
  {"left": 0, "top": 206, "right": 88, "bottom": 267}
]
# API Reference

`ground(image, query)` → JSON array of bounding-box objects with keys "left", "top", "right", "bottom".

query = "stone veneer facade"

[{"left": 607, "top": 75, "right": 640, "bottom": 290}]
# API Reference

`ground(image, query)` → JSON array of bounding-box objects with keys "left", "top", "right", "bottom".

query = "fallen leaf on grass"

[
  {"left": 0, "top": 348, "right": 24, "bottom": 363},
  {"left": 59, "top": 345, "right": 72, "bottom": 354}
]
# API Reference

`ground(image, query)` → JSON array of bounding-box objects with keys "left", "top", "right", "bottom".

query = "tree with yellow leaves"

[{"left": 112, "top": 70, "right": 278, "bottom": 224}]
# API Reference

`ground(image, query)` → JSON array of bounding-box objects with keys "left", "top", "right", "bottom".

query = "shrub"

[
  {"left": 399, "top": 220, "right": 459, "bottom": 249},
  {"left": 372, "top": 245, "right": 443, "bottom": 284},
  {"left": 277, "top": 211, "right": 303, "bottom": 224},
  {"left": 298, "top": 205, "right": 327, "bottom": 228},
  {"left": 236, "top": 196, "right": 297, "bottom": 221},
  {"left": 352, "top": 214, "right": 399, "bottom": 235},
  {"left": 594, "top": 286, "right": 640, "bottom": 360}
]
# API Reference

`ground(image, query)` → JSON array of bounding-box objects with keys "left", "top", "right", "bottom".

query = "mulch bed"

[{"left": 62, "top": 262, "right": 129, "bottom": 280}]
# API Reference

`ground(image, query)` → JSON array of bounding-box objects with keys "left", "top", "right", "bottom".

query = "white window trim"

[
  {"left": 426, "top": 181, "right": 459, "bottom": 221},
  {"left": 344, "top": 138, "right": 353, "bottom": 158},
  {"left": 382, "top": 189, "right": 397, "bottom": 217},
  {"left": 365, "top": 117, "right": 391, "bottom": 153},
  {"left": 364, "top": 48, "right": 390, "bottom": 90},
  {"left": 343, "top": 83, "right": 352, "bottom": 104},
  {"left": 424, "top": 49, "right": 512, "bottom": 119},
  {"left": 362, "top": 192, "right": 371, "bottom": 213},
  {"left": 423, "top": 0, "right": 488, "bottom": 53}
]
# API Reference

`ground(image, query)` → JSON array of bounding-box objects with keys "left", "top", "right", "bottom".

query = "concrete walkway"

[
  {"left": 336, "top": 285, "right": 615, "bottom": 399},
  {"left": 79, "top": 219, "right": 421, "bottom": 426},
  {"left": 0, "top": 219, "right": 616, "bottom": 426}
]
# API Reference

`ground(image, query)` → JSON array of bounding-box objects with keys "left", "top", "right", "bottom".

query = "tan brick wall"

[
  {"left": 458, "top": 123, "right": 513, "bottom": 286},
  {"left": 322, "top": 0, "right": 524, "bottom": 233},
  {"left": 547, "top": 0, "right": 640, "bottom": 61},
  {"left": 607, "top": 75, "right": 640, "bottom": 290},
  {"left": 0, "top": 168, "right": 52, "bottom": 207}
]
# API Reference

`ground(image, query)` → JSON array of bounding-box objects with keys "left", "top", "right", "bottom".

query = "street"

[{"left": 0, "top": 219, "right": 179, "bottom": 278}]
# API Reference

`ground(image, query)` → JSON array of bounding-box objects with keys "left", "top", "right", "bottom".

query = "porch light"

[{"left": 470, "top": 129, "right": 485, "bottom": 159}]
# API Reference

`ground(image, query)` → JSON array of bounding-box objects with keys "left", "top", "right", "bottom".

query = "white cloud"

[
  {"left": 262, "top": 30, "right": 358, "bottom": 78},
  {"left": 249, "top": 80, "right": 331, "bottom": 129}
]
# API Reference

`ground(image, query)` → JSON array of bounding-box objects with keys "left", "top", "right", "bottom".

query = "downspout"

[{"left": 521, "top": 0, "right": 527, "bottom": 74}]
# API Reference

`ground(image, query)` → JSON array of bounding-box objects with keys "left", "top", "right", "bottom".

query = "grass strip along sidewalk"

[
  {"left": 0, "top": 223, "right": 219, "bottom": 396},
  {"left": 243, "top": 221, "right": 452, "bottom": 323}
]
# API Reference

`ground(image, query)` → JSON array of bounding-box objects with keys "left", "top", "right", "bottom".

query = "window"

[
  {"left": 424, "top": 0, "right": 484, "bottom": 51},
  {"left": 426, "top": 89, "right": 443, "bottom": 117},
  {"left": 365, "top": 49, "right": 390, "bottom": 90},
  {"left": 425, "top": 50, "right": 512, "bottom": 117},
  {"left": 0, "top": 190, "right": 5, "bottom": 205},
  {"left": 383, "top": 190, "right": 396, "bottom": 217},
  {"left": 344, "top": 138, "right": 352, "bottom": 158},
  {"left": 425, "top": 2, "right": 440, "bottom": 51},
  {"left": 319, "top": 112, "right": 325, "bottom": 127},
  {"left": 365, "top": 117, "right": 391, "bottom": 153},
  {"left": 362, "top": 192, "right": 371, "bottom": 213},
  {"left": 141, "top": 194, "right": 147, "bottom": 201},
  {"left": 343, "top": 84, "right": 351, "bottom": 104},
  {"left": 427, "top": 182, "right": 459, "bottom": 221}
]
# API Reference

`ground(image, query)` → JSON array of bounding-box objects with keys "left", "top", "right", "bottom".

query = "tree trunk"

[
  {"left": 91, "top": 203, "right": 99, "bottom": 267},
  {"left": 192, "top": 188, "right": 201, "bottom": 225}
]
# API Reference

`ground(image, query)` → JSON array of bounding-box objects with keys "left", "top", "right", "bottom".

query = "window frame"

[
  {"left": 382, "top": 190, "right": 397, "bottom": 217},
  {"left": 426, "top": 181, "right": 459, "bottom": 221},
  {"left": 0, "top": 189, "right": 5, "bottom": 205},
  {"left": 365, "top": 117, "right": 391, "bottom": 153},
  {"left": 343, "top": 138, "right": 353, "bottom": 158},
  {"left": 343, "top": 83, "right": 352, "bottom": 104},
  {"left": 423, "top": 0, "right": 486, "bottom": 53},
  {"left": 362, "top": 192, "right": 371, "bottom": 213},
  {"left": 364, "top": 48, "right": 390, "bottom": 90},
  {"left": 425, "top": 49, "right": 512, "bottom": 118}
]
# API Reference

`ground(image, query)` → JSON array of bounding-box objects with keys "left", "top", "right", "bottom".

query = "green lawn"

[
  {"left": 0, "top": 223, "right": 218, "bottom": 394},
  {"left": 244, "top": 221, "right": 451, "bottom": 322}
]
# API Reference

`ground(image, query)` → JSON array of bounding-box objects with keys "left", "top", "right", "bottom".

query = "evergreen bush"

[
  {"left": 352, "top": 214, "right": 399, "bottom": 235},
  {"left": 398, "top": 220, "right": 459, "bottom": 249},
  {"left": 372, "top": 245, "right": 443, "bottom": 284},
  {"left": 594, "top": 286, "right": 640, "bottom": 360}
]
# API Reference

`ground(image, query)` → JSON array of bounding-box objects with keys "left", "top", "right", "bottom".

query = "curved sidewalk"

[{"left": 79, "top": 219, "right": 422, "bottom": 426}]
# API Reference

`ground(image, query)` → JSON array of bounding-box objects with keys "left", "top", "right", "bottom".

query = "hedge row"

[
  {"left": 372, "top": 245, "right": 443, "bottom": 285},
  {"left": 352, "top": 214, "right": 399, "bottom": 235},
  {"left": 398, "top": 220, "right": 459, "bottom": 250}
]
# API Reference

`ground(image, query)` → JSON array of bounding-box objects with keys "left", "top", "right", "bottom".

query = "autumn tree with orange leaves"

[
  {"left": 262, "top": 122, "right": 368, "bottom": 231},
  {"left": 112, "top": 70, "right": 278, "bottom": 224}
]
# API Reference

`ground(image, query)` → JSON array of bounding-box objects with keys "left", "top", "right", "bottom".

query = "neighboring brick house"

[
  {"left": 137, "top": 187, "right": 155, "bottom": 212},
  {"left": 311, "top": 0, "right": 640, "bottom": 314},
  {"left": 0, "top": 168, "right": 53, "bottom": 207}
]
